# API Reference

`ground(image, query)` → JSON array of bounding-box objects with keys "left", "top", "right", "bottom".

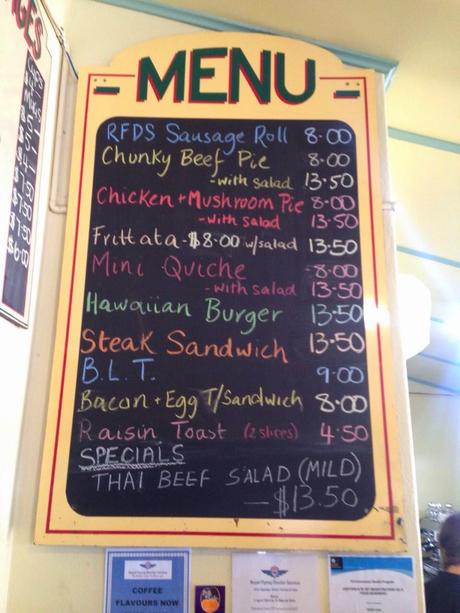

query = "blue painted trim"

[
  {"left": 93, "top": 0, "right": 398, "bottom": 87},
  {"left": 388, "top": 128, "right": 460, "bottom": 155},
  {"left": 419, "top": 353, "right": 460, "bottom": 368},
  {"left": 408, "top": 377, "right": 460, "bottom": 395},
  {"left": 397, "top": 246, "right": 460, "bottom": 269}
]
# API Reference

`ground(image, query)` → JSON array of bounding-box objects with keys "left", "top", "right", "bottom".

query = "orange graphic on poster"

[{"left": 199, "top": 587, "right": 221, "bottom": 612}]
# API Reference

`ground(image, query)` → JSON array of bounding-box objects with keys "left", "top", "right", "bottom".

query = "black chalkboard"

[
  {"left": 66, "top": 117, "right": 374, "bottom": 521},
  {"left": 2, "top": 51, "right": 44, "bottom": 317}
]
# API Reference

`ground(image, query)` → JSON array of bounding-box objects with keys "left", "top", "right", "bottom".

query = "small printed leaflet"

[{"left": 232, "top": 552, "right": 319, "bottom": 612}]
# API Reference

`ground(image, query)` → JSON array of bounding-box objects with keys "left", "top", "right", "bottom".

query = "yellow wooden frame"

[{"left": 36, "top": 33, "right": 404, "bottom": 550}]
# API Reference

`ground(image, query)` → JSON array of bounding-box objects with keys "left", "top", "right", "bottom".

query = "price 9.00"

[{"left": 316, "top": 365, "right": 365, "bottom": 384}]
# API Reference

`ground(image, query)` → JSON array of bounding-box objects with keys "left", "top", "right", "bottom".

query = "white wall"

[
  {"left": 0, "top": 0, "right": 65, "bottom": 609},
  {"left": 0, "top": 257, "right": 43, "bottom": 612},
  {"left": 411, "top": 393, "right": 460, "bottom": 513},
  {"left": 65, "top": 0, "right": 201, "bottom": 68},
  {"left": 4, "top": 2, "right": 203, "bottom": 612}
]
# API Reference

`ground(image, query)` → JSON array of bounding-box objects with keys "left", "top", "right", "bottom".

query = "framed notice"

[
  {"left": 104, "top": 548, "right": 190, "bottom": 613},
  {"left": 328, "top": 555, "right": 417, "bottom": 612},
  {"left": 36, "top": 32, "right": 404, "bottom": 548},
  {"left": 0, "top": 1, "right": 53, "bottom": 325}
]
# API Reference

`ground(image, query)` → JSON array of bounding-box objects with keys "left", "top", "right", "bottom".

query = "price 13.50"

[
  {"left": 273, "top": 483, "right": 359, "bottom": 518},
  {"left": 308, "top": 238, "right": 358, "bottom": 256},
  {"left": 311, "top": 304, "right": 364, "bottom": 326},
  {"left": 309, "top": 331, "right": 365, "bottom": 354}
]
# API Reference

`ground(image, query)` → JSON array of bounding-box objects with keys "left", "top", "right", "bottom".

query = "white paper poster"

[
  {"left": 328, "top": 555, "right": 417, "bottom": 613},
  {"left": 232, "top": 552, "right": 319, "bottom": 612}
]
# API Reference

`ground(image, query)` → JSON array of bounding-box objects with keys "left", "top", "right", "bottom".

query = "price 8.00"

[
  {"left": 315, "top": 392, "right": 368, "bottom": 414},
  {"left": 308, "top": 264, "right": 359, "bottom": 279},
  {"left": 311, "top": 195, "right": 356, "bottom": 211}
]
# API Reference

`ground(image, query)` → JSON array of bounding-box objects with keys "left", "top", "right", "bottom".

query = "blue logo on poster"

[
  {"left": 140, "top": 561, "right": 156, "bottom": 570},
  {"left": 262, "top": 566, "right": 288, "bottom": 578}
]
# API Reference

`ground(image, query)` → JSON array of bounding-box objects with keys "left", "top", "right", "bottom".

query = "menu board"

[
  {"left": 0, "top": 2, "right": 51, "bottom": 325},
  {"left": 36, "top": 33, "right": 404, "bottom": 549},
  {"left": 2, "top": 52, "right": 45, "bottom": 315}
]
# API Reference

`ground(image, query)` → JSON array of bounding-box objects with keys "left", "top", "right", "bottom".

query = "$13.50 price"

[
  {"left": 273, "top": 483, "right": 359, "bottom": 517},
  {"left": 308, "top": 238, "right": 358, "bottom": 256},
  {"left": 309, "top": 331, "right": 365, "bottom": 354},
  {"left": 311, "top": 303, "right": 363, "bottom": 326}
]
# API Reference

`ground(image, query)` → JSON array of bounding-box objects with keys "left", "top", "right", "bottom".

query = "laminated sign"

[{"left": 36, "top": 33, "right": 404, "bottom": 549}]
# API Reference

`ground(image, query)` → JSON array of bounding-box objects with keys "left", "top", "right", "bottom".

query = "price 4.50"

[{"left": 320, "top": 422, "right": 369, "bottom": 445}]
